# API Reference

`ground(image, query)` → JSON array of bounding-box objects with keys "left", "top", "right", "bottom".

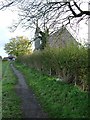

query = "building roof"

[{"left": 48, "top": 27, "right": 78, "bottom": 48}]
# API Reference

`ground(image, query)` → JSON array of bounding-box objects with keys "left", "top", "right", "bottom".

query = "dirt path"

[{"left": 10, "top": 64, "right": 48, "bottom": 118}]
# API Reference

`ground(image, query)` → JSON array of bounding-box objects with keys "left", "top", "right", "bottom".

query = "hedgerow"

[{"left": 17, "top": 43, "right": 88, "bottom": 91}]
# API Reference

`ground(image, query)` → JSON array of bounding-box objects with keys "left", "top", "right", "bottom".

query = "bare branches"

[
  {"left": 0, "top": 0, "right": 89, "bottom": 33},
  {"left": 0, "top": 1, "right": 14, "bottom": 10},
  {"left": 0, "top": 0, "right": 25, "bottom": 10},
  {"left": 68, "top": 1, "right": 90, "bottom": 18},
  {"left": 73, "top": 1, "right": 82, "bottom": 12}
]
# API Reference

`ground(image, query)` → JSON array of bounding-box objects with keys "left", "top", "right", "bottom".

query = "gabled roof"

[{"left": 48, "top": 27, "right": 78, "bottom": 48}]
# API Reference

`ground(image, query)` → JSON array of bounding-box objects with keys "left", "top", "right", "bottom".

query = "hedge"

[{"left": 17, "top": 44, "right": 88, "bottom": 91}]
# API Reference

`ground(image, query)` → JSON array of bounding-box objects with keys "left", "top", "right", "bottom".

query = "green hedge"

[{"left": 17, "top": 44, "right": 88, "bottom": 91}]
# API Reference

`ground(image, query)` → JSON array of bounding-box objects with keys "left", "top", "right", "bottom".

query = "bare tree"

[{"left": 0, "top": 0, "right": 90, "bottom": 32}]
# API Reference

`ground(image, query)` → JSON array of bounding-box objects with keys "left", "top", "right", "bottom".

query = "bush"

[{"left": 17, "top": 44, "right": 88, "bottom": 91}]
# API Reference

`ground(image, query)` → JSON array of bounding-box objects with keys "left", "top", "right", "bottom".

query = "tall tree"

[{"left": 4, "top": 36, "right": 32, "bottom": 56}]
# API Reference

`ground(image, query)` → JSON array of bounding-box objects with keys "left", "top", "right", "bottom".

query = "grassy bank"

[
  {"left": 2, "top": 61, "right": 22, "bottom": 118},
  {"left": 15, "top": 62, "right": 89, "bottom": 118}
]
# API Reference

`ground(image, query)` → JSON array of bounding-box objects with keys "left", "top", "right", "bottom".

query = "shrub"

[{"left": 17, "top": 44, "right": 88, "bottom": 91}]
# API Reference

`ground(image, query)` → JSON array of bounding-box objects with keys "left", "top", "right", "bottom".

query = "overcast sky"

[
  {"left": 0, "top": 1, "right": 88, "bottom": 58},
  {"left": 0, "top": 9, "right": 35, "bottom": 58}
]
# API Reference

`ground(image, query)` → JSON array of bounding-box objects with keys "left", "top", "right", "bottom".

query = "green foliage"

[
  {"left": 17, "top": 43, "right": 88, "bottom": 91},
  {"left": 14, "top": 62, "right": 89, "bottom": 118},
  {"left": 39, "top": 28, "right": 49, "bottom": 50},
  {"left": 4, "top": 36, "right": 32, "bottom": 57},
  {"left": 2, "top": 61, "right": 22, "bottom": 118}
]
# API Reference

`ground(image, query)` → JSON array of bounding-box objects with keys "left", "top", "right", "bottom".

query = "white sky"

[
  {"left": 0, "top": 9, "right": 35, "bottom": 58},
  {"left": 0, "top": 1, "right": 88, "bottom": 58}
]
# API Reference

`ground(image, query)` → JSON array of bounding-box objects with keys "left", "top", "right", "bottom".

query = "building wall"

[
  {"left": 48, "top": 27, "right": 77, "bottom": 48},
  {"left": 34, "top": 26, "right": 41, "bottom": 50},
  {"left": 34, "top": 37, "right": 41, "bottom": 50}
]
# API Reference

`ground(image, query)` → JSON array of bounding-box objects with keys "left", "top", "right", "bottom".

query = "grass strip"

[{"left": 2, "top": 61, "right": 22, "bottom": 118}]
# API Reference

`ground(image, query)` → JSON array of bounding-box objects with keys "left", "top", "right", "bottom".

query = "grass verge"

[
  {"left": 2, "top": 61, "right": 22, "bottom": 118},
  {"left": 15, "top": 62, "right": 89, "bottom": 118},
  {"left": 0, "top": 59, "right": 2, "bottom": 119}
]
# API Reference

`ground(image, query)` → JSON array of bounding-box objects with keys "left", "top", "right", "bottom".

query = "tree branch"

[{"left": 0, "top": 1, "right": 14, "bottom": 10}]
